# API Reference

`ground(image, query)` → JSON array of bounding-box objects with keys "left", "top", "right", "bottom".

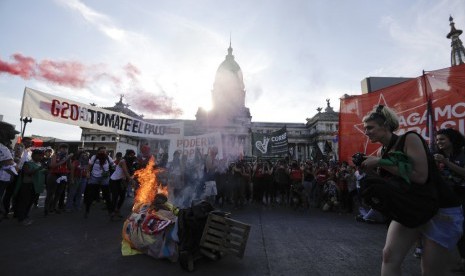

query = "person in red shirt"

[
  {"left": 44, "top": 143, "right": 72, "bottom": 215},
  {"left": 66, "top": 151, "right": 89, "bottom": 212}
]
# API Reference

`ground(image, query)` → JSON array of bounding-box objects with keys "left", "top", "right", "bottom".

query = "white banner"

[
  {"left": 20, "top": 87, "right": 184, "bottom": 139},
  {"left": 168, "top": 132, "right": 223, "bottom": 162}
]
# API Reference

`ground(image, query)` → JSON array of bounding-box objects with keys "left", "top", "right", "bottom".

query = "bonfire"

[{"left": 121, "top": 156, "right": 179, "bottom": 261}]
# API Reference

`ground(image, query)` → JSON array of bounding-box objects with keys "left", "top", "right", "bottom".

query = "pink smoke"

[
  {"left": 0, "top": 53, "right": 89, "bottom": 88},
  {"left": 37, "top": 59, "right": 88, "bottom": 88},
  {"left": 126, "top": 89, "right": 183, "bottom": 117},
  {"left": 0, "top": 53, "right": 184, "bottom": 117},
  {"left": 0, "top": 54, "right": 36, "bottom": 79},
  {"left": 124, "top": 63, "right": 140, "bottom": 81}
]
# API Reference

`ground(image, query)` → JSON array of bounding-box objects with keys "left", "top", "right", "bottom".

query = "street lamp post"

[{"left": 20, "top": 117, "right": 32, "bottom": 138}]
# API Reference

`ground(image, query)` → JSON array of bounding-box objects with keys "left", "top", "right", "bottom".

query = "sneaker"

[
  {"left": 115, "top": 210, "right": 123, "bottom": 218},
  {"left": 364, "top": 219, "right": 377, "bottom": 224},
  {"left": 355, "top": 215, "right": 365, "bottom": 222},
  {"left": 20, "top": 219, "right": 33, "bottom": 226},
  {"left": 413, "top": 247, "right": 422, "bottom": 259}
]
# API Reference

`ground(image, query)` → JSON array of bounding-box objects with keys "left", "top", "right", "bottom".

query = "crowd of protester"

[
  {"left": 159, "top": 148, "right": 370, "bottom": 216},
  {"left": 0, "top": 130, "right": 374, "bottom": 228},
  {"left": 0, "top": 126, "right": 142, "bottom": 225},
  {"left": 2, "top": 119, "right": 465, "bottom": 273}
]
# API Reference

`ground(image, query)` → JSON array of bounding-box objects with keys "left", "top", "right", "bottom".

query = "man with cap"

[{"left": 0, "top": 121, "right": 20, "bottom": 220}]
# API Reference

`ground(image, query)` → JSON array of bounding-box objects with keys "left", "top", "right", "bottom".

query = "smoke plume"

[
  {"left": 0, "top": 53, "right": 183, "bottom": 117},
  {"left": 126, "top": 89, "right": 183, "bottom": 117}
]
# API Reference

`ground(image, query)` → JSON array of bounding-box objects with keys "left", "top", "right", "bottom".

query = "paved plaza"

[{"left": 1, "top": 197, "right": 461, "bottom": 276}]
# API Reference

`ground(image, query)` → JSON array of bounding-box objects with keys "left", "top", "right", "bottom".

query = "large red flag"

[{"left": 339, "top": 63, "right": 465, "bottom": 163}]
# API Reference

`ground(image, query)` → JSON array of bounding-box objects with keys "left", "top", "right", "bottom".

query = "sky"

[{"left": 1, "top": 0, "right": 464, "bottom": 140}]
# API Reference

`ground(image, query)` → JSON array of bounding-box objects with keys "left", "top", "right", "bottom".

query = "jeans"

[
  {"left": 14, "top": 181, "right": 34, "bottom": 221},
  {"left": 109, "top": 178, "right": 126, "bottom": 213},
  {"left": 84, "top": 175, "right": 110, "bottom": 214},
  {"left": 0, "top": 180, "right": 11, "bottom": 213},
  {"left": 44, "top": 174, "right": 68, "bottom": 213},
  {"left": 3, "top": 178, "right": 16, "bottom": 215},
  {"left": 66, "top": 177, "right": 87, "bottom": 211}
]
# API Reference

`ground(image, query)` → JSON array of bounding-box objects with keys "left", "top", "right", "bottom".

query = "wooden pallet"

[{"left": 199, "top": 213, "right": 251, "bottom": 259}]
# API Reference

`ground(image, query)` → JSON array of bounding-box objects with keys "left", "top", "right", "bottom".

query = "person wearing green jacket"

[{"left": 14, "top": 149, "right": 46, "bottom": 226}]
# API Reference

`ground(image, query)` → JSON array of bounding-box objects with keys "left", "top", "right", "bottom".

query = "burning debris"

[
  {"left": 121, "top": 156, "right": 251, "bottom": 271},
  {"left": 132, "top": 157, "right": 168, "bottom": 208}
]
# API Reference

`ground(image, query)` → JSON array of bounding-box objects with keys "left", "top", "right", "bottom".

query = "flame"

[{"left": 133, "top": 156, "right": 168, "bottom": 210}]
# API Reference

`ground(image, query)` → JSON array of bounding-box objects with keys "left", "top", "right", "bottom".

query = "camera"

[{"left": 351, "top": 152, "right": 367, "bottom": 167}]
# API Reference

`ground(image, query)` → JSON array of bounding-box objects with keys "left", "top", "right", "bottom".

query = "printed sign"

[
  {"left": 20, "top": 87, "right": 184, "bottom": 139},
  {"left": 252, "top": 127, "right": 288, "bottom": 157}
]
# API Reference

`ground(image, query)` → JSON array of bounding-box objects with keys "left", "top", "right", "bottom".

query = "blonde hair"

[{"left": 362, "top": 105, "right": 399, "bottom": 132}]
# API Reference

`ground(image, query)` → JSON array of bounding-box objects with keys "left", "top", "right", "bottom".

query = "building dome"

[{"left": 213, "top": 45, "right": 245, "bottom": 91}]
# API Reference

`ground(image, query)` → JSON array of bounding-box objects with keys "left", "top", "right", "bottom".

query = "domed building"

[
  {"left": 81, "top": 44, "right": 337, "bottom": 161},
  {"left": 196, "top": 43, "right": 251, "bottom": 126}
]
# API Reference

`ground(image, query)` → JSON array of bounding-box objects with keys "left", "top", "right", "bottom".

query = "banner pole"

[{"left": 20, "top": 117, "right": 32, "bottom": 139}]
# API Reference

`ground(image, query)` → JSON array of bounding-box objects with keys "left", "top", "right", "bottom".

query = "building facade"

[{"left": 81, "top": 45, "right": 338, "bottom": 161}]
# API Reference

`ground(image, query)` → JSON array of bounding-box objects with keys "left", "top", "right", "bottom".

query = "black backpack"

[{"left": 360, "top": 131, "right": 439, "bottom": 228}]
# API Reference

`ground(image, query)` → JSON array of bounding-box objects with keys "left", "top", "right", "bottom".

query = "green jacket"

[{"left": 14, "top": 161, "right": 46, "bottom": 196}]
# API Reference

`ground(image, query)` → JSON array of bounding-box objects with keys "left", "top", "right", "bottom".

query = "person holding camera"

[
  {"left": 84, "top": 146, "right": 114, "bottom": 218},
  {"left": 360, "top": 105, "right": 462, "bottom": 275}
]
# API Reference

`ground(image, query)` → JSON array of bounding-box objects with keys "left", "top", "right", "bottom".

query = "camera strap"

[{"left": 381, "top": 134, "right": 398, "bottom": 158}]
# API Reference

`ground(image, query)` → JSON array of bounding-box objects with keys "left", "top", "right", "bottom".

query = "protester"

[
  {"left": 44, "top": 143, "right": 72, "bottom": 215},
  {"left": 3, "top": 138, "right": 33, "bottom": 218},
  {"left": 302, "top": 161, "right": 315, "bottom": 209},
  {"left": 314, "top": 162, "right": 329, "bottom": 208},
  {"left": 252, "top": 160, "right": 266, "bottom": 204},
  {"left": 138, "top": 144, "right": 153, "bottom": 169},
  {"left": 84, "top": 146, "right": 114, "bottom": 218},
  {"left": 231, "top": 160, "right": 246, "bottom": 209},
  {"left": 321, "top": 172, "right": 339, "bottom": 212},
  {"left": 344, "top": 166, "right": 357, "bottom": 213},
  {"left": 32, "top": 148, "right": 52, "bottom": 208},
  {"left": 289, "top": 160, "right": 304, "bottom": 209},
  {"left": 242, "top": 160, "right": 253, "bottom": 205},
  {"left": 17, "top": 137, "right": 32, "bottom": 170},
  {"left": 114, "top": 152, "right": 123, "bottom": 166},
  {"left": 0, "top": 122, "right": 19, "bottom": 220},
  {"left": 273, "top": 160, "right": 289, "bottom": 205},
  {"left": 203, "top": 147, "right": 218, "bottom": 204},
  {"left": 167, "top": 150, "right": 184, "bottom": 203},
  {"left": 14, "top": 149, "right": 46, "bottom": 226},
  {"left": 66, "top": 151, "right": 89, "bottom": 212},
  {"left": 360, "top": 105, "right": 463, "bottom": 275},
  {"left": 354, "top": 166, "right": 365, "bottom": 208},
  {"left": 109, "top": 149, "right": 136, "bottom": 220},
  {"left": 434, "top": 128, "right": 465, "bottom": 272}
]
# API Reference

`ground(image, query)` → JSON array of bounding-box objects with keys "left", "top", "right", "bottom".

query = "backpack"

[
  {"left": 90, "top": 155, "right": 114, "bottom": 176},
  {"left": 360, "top": 131, "right": 439, "bottom": 228}
]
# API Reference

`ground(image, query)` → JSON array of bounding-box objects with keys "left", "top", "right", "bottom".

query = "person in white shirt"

[
  {"left": 109, "top": 150, "right": 135, "bottom": 220},
  {"left": 0, "top": 121, "right": 19, "bottom": 219},
  {"left": 17, "top": 137, "right": 32, "bottom": 170},
  {"left": 84, "top": 146, "right": 114, "bottom": 218}
]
